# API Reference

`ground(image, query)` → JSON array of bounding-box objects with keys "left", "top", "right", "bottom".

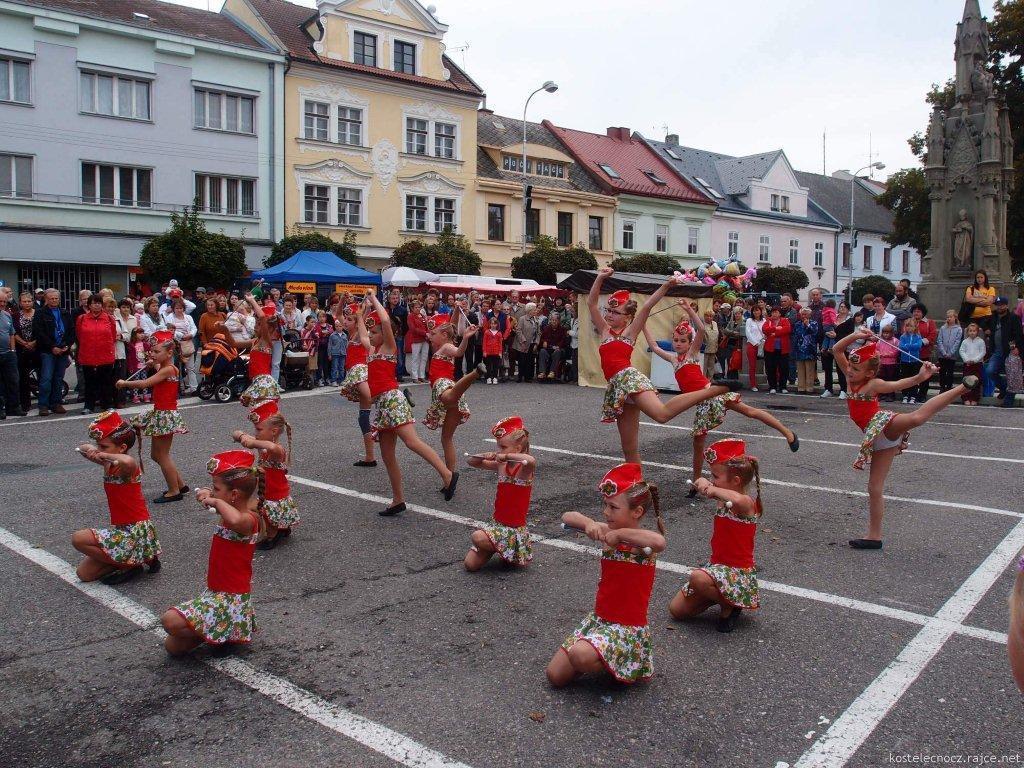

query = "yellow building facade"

[{"left": 229, "top": 0, "right": 484, "bottom": 267}]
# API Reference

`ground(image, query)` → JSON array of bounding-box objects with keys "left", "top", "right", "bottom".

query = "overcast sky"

[{"left": 172, "top": 0, "right": 995, "bottom": 180}]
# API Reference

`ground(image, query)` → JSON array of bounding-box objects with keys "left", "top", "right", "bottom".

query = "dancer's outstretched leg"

[
  {"left": 633, "top": 386, "right": 730, "bottom": 425},
  {"left": 728, "top": 401, "right": 798, "bottom": 447},
  {"left": 439, "top": 364, "right": 484, "bottom": 407},
  {"left": 616, "top": 402, "right": 642, "bottom": 464},
  {"left": 884, "top": 382, "right": 969, "bottom": 437}
]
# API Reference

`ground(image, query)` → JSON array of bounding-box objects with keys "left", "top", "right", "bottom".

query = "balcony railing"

[{"left": 0, "top": 191, "right": 258, "bottom": 217}]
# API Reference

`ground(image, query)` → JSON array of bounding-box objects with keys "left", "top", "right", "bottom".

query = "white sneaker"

[
  {"left": 839, "top": 390, "right": 847, "bottom": 400},
  {"left": 769, "top": 388, "right": 777, "bottom": 394},
  {"left": 751, "top": 386, "right": 759, "bottom": 392},
  {"left": 909, "top": 397, "right": 917, "bottom": 404},
  {"left": 781, "top": 388, "right": 789, "bottom": 394},
  {"left": 902, "top": 397, "right": 909, "bottom": 403},
  {"left": 820, "top": 390, "right": 832, "bottom": 398}
]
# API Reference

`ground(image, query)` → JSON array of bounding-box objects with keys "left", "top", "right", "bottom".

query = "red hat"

[
  {"left": 703, "top": 438, "right": 746, "bottom": 465},
  {"left": 606, "top": 290, "right": 631, "bottom": 308},
  {"left": 88, "top": 410, "right": 125, "bottom": 440},
  {"left": 248, "top": 399, "right": 279, "bottom": 424},
  {"left": 674, "top": 320, "right": 693, "bottom": 338},
  {"left": 206, "top": 449, "right": 256, "bottom": 476},
  {"left": 261, "top": 305, "right": 277, "bottom": 318},
  {"left": 364, "top": 310, "right": 381, "bottom": 329},
  {"left": 598, "top": 462, "right": 645, "bottom": 498},
  {"left": 343, "top": 303, "right": 360, "bottom": 316},
  {"left": 491, "top": 415, "right": 524, "bottom": 439},
  {"left": 849, "top": 342, "right": 878, "bottom": 364},
  {"left": 427, "top": 313, "right": 451, "bottom": 330},
  {"left": 168, "top": 288, "right": 183, "bottom": 299},
  {"left": 151, "top": 329, "right": 175, "bottom": 345}
]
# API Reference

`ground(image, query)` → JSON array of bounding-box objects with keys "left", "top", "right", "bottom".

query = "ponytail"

[
  {"left": 750, "top": 456, "right": 763, "bottom": 516},
  {"left": 284, "top": 420, "right": 293, "bottom": 466},
  {"left": 649, "top": 483, "right": 665, "bottom": 535},
  {"left": 133, "top": 423, "right": 145, "bottom": 473}
]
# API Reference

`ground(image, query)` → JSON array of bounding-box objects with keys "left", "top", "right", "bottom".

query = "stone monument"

[{"left": 919, "top": 0, "right": 1015, "bottom": 315}]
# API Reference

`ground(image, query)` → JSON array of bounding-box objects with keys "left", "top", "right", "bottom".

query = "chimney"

[
  {"left": 606, "top": 127, "right": 630, "bottom": 141},
  {"left": 665, "top": 133, "right": 679, "bottom": 146}
]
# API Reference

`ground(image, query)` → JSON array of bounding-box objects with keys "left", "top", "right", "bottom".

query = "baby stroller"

[
  {"left": 281, "top": 329, "right": 314, "bottom": 391},
  {"left": 197, "top": 334, "right": 250, "bottom": 402}
]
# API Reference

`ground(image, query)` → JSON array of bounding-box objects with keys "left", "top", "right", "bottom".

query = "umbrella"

[{"left": 382, "top": 266, "right": 438, "bottom": 287}]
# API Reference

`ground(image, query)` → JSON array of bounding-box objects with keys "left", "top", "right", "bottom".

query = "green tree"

[
  {"left": 609, "top": 252, "right": 680, "bottom": 275},
  {"left": 389, "top": 227, "right": 482, "bottom": 275},
  {"left": 750, "top": 265, "right": 809, "bottom": 299},
  {"left": 510, "top": 236, "right": 598, "bottom": 284},
  {"left": 265, "top": 228, "right": 357, "bottom": 268},
  {"left": 849, "top": 275, "right": 896, "bottom": 306},
  {"left": 877, "top": 168, "right": 931, "bottom": 256},
  {"left": 139, "top": 206, "right": 246, "bottom": 290}
]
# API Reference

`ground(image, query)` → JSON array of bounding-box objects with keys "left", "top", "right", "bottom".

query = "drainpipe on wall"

[
  {"left": 833, "top": 229, "right": 840, "bottom": 294},
  {"left": 267, "top": 61, "right": 276, "bottom": 242}
]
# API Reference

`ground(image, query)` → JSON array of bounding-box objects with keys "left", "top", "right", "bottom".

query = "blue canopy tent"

[{"left": 250, "top": 251, "right": 381, "bottom": 292}]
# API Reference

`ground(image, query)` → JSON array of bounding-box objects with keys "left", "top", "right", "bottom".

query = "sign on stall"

[
  {"left": 285, "top": 282, "right": 316, "bottom": 294},
  {"left": 335, "top": 283, "right": 372, "bottom": 295}
]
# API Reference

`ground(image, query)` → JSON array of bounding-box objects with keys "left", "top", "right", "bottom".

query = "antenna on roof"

[
  {"left": 661, "top": 123, "right": 669, "bottom": 139},
  {"left": 822, "top": 127, "right": 827, "bottom": 175},
  {"left": 447, "top": 42, "right": 470, "bottom": 70}
]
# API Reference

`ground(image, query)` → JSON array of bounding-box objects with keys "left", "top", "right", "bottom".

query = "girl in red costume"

[
  {"left": 643, "top": 302, "right": 798, "bottom": 495},
  {"left": 339, "top": 302, "right": 376, "bottom": 468},
  {"left": 116, "top": 329, "right": 189, "bottom": 504},
  {"left": 546, "top": 463, "right": 665, "bottom": 686},
  {"left": 233, "top": 399, "right": 297, "bottom": 551},
  {"left": 832, "top": 329, "right": 974, "bottom": 550},
  {"left": 224, "top": 294, "right": 283, "bottom": 407},
  {"left": 669, "top": 438, "right": 761, "bottom": 633},
  {"left": 73, "top": 410, "right": 161, "bottom": 585},
  {"left": 161, "top": 449, "right": 263, "bottom": 655},
  {"left": 465, "top": 415, "right": 536, "bottom": 570},
  {"left": 587, "top": 267, "right": 735, "bottom": 463},
  {"left": 424, "top": 312, "right": 486, "bottom": 470},
  {"left": 356, "top": 292, "right": 457, "bottom": 516}
]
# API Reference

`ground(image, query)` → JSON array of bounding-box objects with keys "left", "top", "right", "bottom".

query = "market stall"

[{"left": 250, "top": 250, "right": 381, "bottom": 297}]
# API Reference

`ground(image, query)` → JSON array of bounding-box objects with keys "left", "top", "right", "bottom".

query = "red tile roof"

[
  {"left": 12, "top": 0, "right": 267, "bottom": 49},
  {"left": 543, "top": 121, "right": 714, "bottom": 205},
  {"left": 246, "top": 0, "right": 484, "bottom": 98}
]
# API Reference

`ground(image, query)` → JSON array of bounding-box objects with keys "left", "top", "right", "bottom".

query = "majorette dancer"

[{"left": 339, "top": 302, "right": 377, "bottom": 467}]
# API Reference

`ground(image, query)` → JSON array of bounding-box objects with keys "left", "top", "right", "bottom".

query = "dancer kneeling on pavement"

[
  {"left": 72, "top": 410, "right": 161, "bottom": 585},
  {"left": 424, "top": 311, "right": 485, "bottom": 471},
  {"left": 642, "top": 303, "right": 798, "bottom": 497},
  {"left": 161, "top": 450, "right": 263, "bottom": 655},
  {"left": 357, "top": 292, "right": 458, "bottom": 517},
  {"left": 669, "top": 438, "right": 761, "bottom": 633},
  {"left": 117, "top": 330, "right": 189, "bottom": 504},
  {"left": 546, "top": 463, "right": 665, "bottom": 687},
  {"left": 465, "top": 416, "right": 535, "bottom": 571},
  {"left": 339, "top": 302, "right": 377, "bottom": 468},
  {"left": 233, "top": 399, "right": 296, "bottom": 551},
  {"left": 832, "top": 329, "right": 974, "bottom": 550},
  {"left": 588, "top": 267, "right": 737, "bottom": 464}
]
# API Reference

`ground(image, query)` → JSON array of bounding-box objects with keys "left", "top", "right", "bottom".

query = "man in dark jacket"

[
  {"left": 986, "top": 297, "right": 1024, "bottom": 405},
  {"left": 32, "top": 288, "right": 75, "bottom": 416},
  {"left": 387, "top": 287, "right": 409, "bottom": 380}
]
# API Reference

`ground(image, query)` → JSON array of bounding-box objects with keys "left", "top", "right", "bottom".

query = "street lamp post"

[
  {"left": 521, "top": 81, "right": 558, "bottom": 255},
  {"left": 846, "top": 161, "right": 885, "bottom": 306}
]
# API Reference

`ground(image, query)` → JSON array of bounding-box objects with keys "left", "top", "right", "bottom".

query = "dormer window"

[
  {"left": 501, "top": 155, "right": 564, "bottom": 179},
  {"left": 354, "top": 32, "right": 377, "bottom": 67},
  {"left": 771, "top": 193, "right": 780, "bottom": 212},
  {"left": 643, "top": 170, "right": 667, "bottom": 186},
  {"left": 394, "top": 41, "right": 416, "bottom": 75},
  {"left": 598, "top": 163, "right": 620, "bottom": 179},
  {"left": 665, "top": 148, "right": 681, "bottom": 160},
  {"left": 781, "top": 195, "right": 790, "bottom": 213}
]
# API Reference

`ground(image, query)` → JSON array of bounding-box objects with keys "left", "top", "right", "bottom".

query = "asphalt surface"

[{"left": 0, "top": 381, "right": 1021, "bottom": 768}]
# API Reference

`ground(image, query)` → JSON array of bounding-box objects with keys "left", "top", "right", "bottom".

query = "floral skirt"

[
  {"left": 561, "top": 612, "right": 653, "bottom": 684},
  {"left": 173, "top": 589, "right": 256, "bottom": 645},
  {"left": 133, "top": 408, "right": 188, "bottom": 437},
  {"left": 339, "top": 364, "right": 368, "bottom": 402},
  {"left": 423, "top": 378, "right": 470, "bottom": 431},
  {"left": 686, "top": 563, "right": 760, "bottom": 609},
  {"left": 480, "top": 522, "right": 532, "bottom": 566},
  {"left": 262, "top": 496, "right": 299, "bottom": 529},
  {"left": 692, "top": 391, "right": 741, "bottom": 438},
  {"left": 853, "top": 410, "right": 909, "bottom": 470},
  {"left": 240, "top": 375, "right": 282, "bottom": 407},
  {"left": 91, "top": 520, "right": 161, "bottom": 566},
  {"left": 601, "top": 367, "right": 656, "bottom": 423},
  {"left": 371, "top": 388, "right": 414, "bottom": 441}
]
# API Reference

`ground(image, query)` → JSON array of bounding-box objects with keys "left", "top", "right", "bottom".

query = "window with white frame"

[
  {"left": 883, "top": 247, "right": 892, "bottom": 272},
  {"left": 842, "top": 242, "right": 851, "bottom": 269},
  {"left": 434, "top": 122, "right": 456, "bottom": 159},
  {"left": 194, "top": 89, "right": 254, "bottom": 134},
  {"left": 759, "top": 235, "right": 771, "bottom": 262},
  {"left": 902, "top": 250, "right": 910, "bottom": 273},
  {"left": 80, "top": 71, "right": 150, "bottom": 120},
  {"left": 728, "top": 231, "right": 739, "bottom": 259},
  {"left": 656, "top": 224, "right": 668, "bottom": 254},
  {"left": 195, "top": 174, "right": 255, "bottom": 216},
  {"left": 405, "top": 118, "right": 428, "bottom": 155},
  {"left": 337, "top": 188, "right": 362, "bottom": 226},
  {"left": 337, "top": 106, "right": 363, "bottom": 146},
  {"left": 621, "top": 220, "right": 635, "bottom": 251},
  {"left": 353, "top": 32, "right": 377, "bottom": 67},
  {"left": 789, "top": 238, "right": 799, "bottom": 265},
  {"left": 688, "top": 226, "right": 700, "bottom": 255},
  {"left": 770, "top": 194, "right": 780, "bottom": 212},
  {"left": 0, "top": 154, "right": 32, "bottom": 198},
  {"left": 404, "top": 117, "right": 458, "bottom": 159},
  {"left": 0, "top": 57, "right": 31, "bottom": 104},
  {"left": 434, "top": 197, "right": 455, "bottom": 232},
  {"left": 406, "top": 195, "right": 428, "bottom": 231},
  {"left": 81, "top": 162, "right": 151, "bottom": 207},
  {"left": 304, "top": 184, "right": 329, "bottom": 224},
  {"left": 394, "top": 41, "right": 416, "bottom": 74},
  {"left": 863, "top": 244, "right": 872, "bottom": 270},
  {"left": 781, "top": 195, "right": 790, "bottom": 213},
  {"left": 814, "top": 241, "right": 824, "bottom": 268},
  {"left": 304, "top": 100, "right": 329, "bottom": 141}
]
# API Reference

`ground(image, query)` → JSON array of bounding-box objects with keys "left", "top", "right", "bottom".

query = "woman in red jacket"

[
  {"left": 762, "top": 306, "right": 792, "bottom": 394},
  {"left": 76, "top": 294, "right": 118, "bottom": 414}
]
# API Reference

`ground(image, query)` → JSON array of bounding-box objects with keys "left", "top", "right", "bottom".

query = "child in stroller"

[
  {"left": 281, "top": 328, "right": 314, "bottom": 391},
  {"left": 197, "top": 334, "right": 250, "bottom": 401}
]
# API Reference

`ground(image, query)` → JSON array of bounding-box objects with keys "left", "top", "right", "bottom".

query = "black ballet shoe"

[
  {"left": 403, "top": 388, "right": 415, "bottom": 408},
  {"left": 442, "top": 471, "right": 460, "bottom": 501},
  {"left": 153, "top": 492, "right": 184, "bottom": 504},
  {"left": 147, "top": 557, "right": 162, "bottom": 574},
  {"left": 379, "top": 502, "right": 406, "bottom": 517},
  {"left": 716, "top": 607, "right": 742, "bottom": 633},
  {"left": 713, "top": 377, "right": 743, "bottom": 392},
  {"left": 101, "top": 565, "right": 144, "bottom": 585},
  {"left": 788, "top": 434, "right": 800, "bottom": 452},
  {"left": 686, "top": 485, "right": 700, "bottom": 499},
  {"left": 257, "top": 530, "right": 284, "bottom": 550},
  {"left": 849, "top": 538, "right": 883, "bottom": 550},
  {"left": 475, "top": 362, "right": 488, "bottom": 377},
  {"left": 961, "top": 375, "right": 979, "bottom": 389},
  {"left": 280, "top": 528, "right": 291, "bottom": 538},
  {"left": 178, "top": 486, "right": 190, "bottom": 494},
  {"left": 353, "top": 459, "right": 378, "bottom": 468}
]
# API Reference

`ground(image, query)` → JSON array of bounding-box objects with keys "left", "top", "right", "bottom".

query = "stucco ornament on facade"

[
  {"left": 371, "top": 139, "right": 401, "bottom": 190},
  {"left": 403, "top": 101, "right": 461, "bottom": 125},
  {"left": 294, "top": 158, "right": 373, "bottom": 188},
  {"left": 397, "top": 170, "right": 464, "bottom": 196}
]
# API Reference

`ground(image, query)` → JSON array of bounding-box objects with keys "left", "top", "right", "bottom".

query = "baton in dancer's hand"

[
  {"left": 464, "top": 452, "right": 529, "bottom": 465},
  {"left": 560, "top": 523, "right": 652, "bottom": 556},
  {"left": 687, "top": 479, "right": 732, "bottom": 509},
  {"left": 75, "top": 447, "right": 121, "bottom": 466},
  {"left": 869, "top": 331, "right": 931, "bottom": 367}
]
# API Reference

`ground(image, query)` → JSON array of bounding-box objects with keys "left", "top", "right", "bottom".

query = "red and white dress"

[
  {"left": 172, "top": 511, "right": 261, "bottom": 645},
  {"left": 560, "top": 544, "right": 656, "bottom": 683},
  {"left": 675, "top": 355, "right": 739, "bottom": 438},
  {"left": 847, "top": 383, "right": 909, "bottom": 469},
  {"left": 89, "top": 464, "right": 161, "bottom": 567},
  {"left": 423, "top": 353, "right": 470, "bottom": 430},
  {"left": 240, "top": 343, "right": 282, "bottom": 407},
  {"left": 133, "top": 367, "right": 188, "bottom": 436},
  {"left": 259, "top": 448, "right": 299, "bottom": 529},
  {"left": 478, "top": 463, "right": 533, "bottom": 565},
  {"left": 685, "top": 503, "right": 760, "bottom": 609},
  {"left": 368, "top": 346, "right": 413, "bottom": 441},
  {"left": 340, "top": 342, "right": 369, "bottom": 402},
  {"left": 599, "top": 333, "right": 655, "bottom": 423}
]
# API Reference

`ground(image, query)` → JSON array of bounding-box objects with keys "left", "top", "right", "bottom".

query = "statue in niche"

[
  {"left": 951, "top": 209, "right": 974, "bottom": 270},
  {"left": 971, "top": 62, "right": 994, "bottom": 99}
]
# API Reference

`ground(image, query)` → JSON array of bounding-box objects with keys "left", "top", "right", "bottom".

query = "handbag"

[
  {"left": 957, "top": 300, "right": 974, "bottom": 327},
  {"left": 729, "top": 347, "right": 743, "bottom": 372}
]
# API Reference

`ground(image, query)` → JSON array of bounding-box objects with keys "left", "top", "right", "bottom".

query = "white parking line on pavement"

[
  {"left": 792, "top": 517, "right": 1024, "bottom": 768},
  {"left": 504, "top": 441, "right": 1024, "bottom": 520},
  {"left": 288, "top": 475, "right": 1008, "bottom": 647},
  {"left": 640, "top": 422, "right": 1024, "bottom": 464},
  {"left": 0, "top": 525, "right": 473, "bottom": 768}
]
